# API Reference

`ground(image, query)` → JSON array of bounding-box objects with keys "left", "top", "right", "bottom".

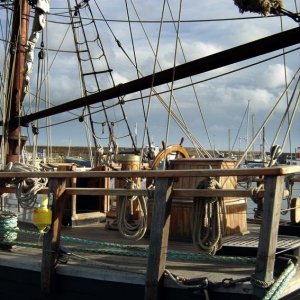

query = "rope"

[
  {"left": 0, "top": 210, "right": 18, "bottom": 245},
  {"left": 117, "top": 179, "right": 148, "bottom": 240},
  {"left": 163, "top": 0, "right": 183, "bottom": 169},
  {"left": 234, "top": 68, "right": 300, "bottom": 168},
  {"left": 254, "top": 259, "right": 298, "bottom": 300},
  {"left": 5, "top": 162, "right": 48, "bottom": 209},
  {"left": 250, "top": 258, "right": 298, "bottom": 300},
  {"left": 6, "top": 227, "right": 256, "bottom": 265},
  {"left": 234, "top": 0, "right": 283, "bottom": 16},
  {"left": 192, "top": 176, "right": 223, "bottom": 255}
]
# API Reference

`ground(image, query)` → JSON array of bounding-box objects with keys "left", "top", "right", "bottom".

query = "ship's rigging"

[{"left": 0, "top": 0, "right": 299, "bottom": 167}]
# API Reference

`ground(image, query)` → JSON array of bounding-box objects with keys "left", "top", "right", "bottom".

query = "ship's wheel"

[
  {"left": 146, "top": 140, "right": 189, "bottom": 189},
  {"left": 149, "top": 139, "right": 189, "bottom": 170},
  {"left": 150, "top": 144, "right": 189, "bottom": 170}
]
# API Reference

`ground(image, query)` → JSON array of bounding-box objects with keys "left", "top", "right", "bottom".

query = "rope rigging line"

[
  {"left": 234, "top": 67, "right": 300, "bottom": 168},
  {"left": 124, "top": 0, "right": 153, "bottom": 153},
  {"left": 10, "top": 44, "right": 299, "bottom": 154},
  {"left": 163, "top": 0, "right": 183, "bottom": 169},
  {"left": 1, "top": 41, "right": 298, "bottom": 140},
  {"left": 22, "top": 21, "right": 73, "bottom": 118},
  {"left": 87, "top": 1, "right": 136, "bottom": 148},
  {"left": 130, "top": 0, "right": 206, "bottom": 157},
  {"left": 165, "top": 0, "right": 214, "bottom": 155},
  {"left": 271, "top": 80, "right": 300, "bottom": 152},
  {"left": 279, "top": 15, "right": 292, "bottom": 156},
  {"left": 67, "top": 0, "right": 107, "bottom": 152},
  {"left": 97, "top": 0, "right": 209, "bottom": 157},
  {"left": 43, "top": 5, "right": 284, "bottom": 24},
  {"left": 93, "top": 0, "right": 142, "bottom": 153},
  {"left": 230, "top": 100, "right": 250, "bottom": 154},
  {"left": 129, "top": 0, "right": 202, "bottom": 156},
  {"left": 2, "top": 1, "right": 298, "bottom": 158},
  {"left": 68, "top": 0, "right": 138, "bottom": 156}
]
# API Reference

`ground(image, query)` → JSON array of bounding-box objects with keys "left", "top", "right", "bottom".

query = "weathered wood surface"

[
  {"left": 0, "top": 165, "right": 300, "bottom": 179},
  {"left": 41, "top": 178, "right": 66, "bottom": 294},
  {"left": 1, "top": 221, "right": 299, "bottom": 299},
  {"left": 252, "top": 175, "right": 285, "bottom": 298},
  {"left": 145, "top": 178, "right": 173, "bottom": 300},
  {"left": 0, "top": 186, "right": 264, "bottom": 197},
  {"left": 0, "top": 165, "right": 299, "bottom": 300}
]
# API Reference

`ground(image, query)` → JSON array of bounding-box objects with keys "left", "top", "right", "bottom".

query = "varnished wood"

[{"left": 290, "top": 197, "right": 300, "bottom": 224}]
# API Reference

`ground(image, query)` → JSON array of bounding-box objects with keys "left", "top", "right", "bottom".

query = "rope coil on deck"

[
  {"left": 5, "top": 162, "right": 48, "bottom": 209},
  {"left": 117, "top": 179, "right": 148, "bottom": 240},
  {"left": 192, "top": 176, "right": 222, "bottom": 255}
]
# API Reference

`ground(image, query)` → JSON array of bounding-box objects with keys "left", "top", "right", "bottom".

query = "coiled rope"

[
  {"left": 192, "top": 176, "right": 222, "bottom": 255},
  {"left": 5, "top": 162, "right": 48, "bottom": 209},
  {"left": 0, "top": 210, "right": 18, "bottom": 245},
  {"left": 117, "top": 179, "right": 148, "bottom": 240}
]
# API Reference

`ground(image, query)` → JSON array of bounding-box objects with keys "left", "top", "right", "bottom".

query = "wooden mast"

[{"left": 5, "top": 0, "right": 30, "bottom": 164}]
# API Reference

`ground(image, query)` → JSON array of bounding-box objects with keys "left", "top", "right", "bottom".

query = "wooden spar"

[
  {"left": 5, "top": 0, "right": 30, "bottom": 164},
  {"left": 2, "top": 26, "right": 298, "bottom": 127}
]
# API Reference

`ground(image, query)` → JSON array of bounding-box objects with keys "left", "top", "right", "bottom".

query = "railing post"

[
  {"left": 41, "top": 178, "right": 66, "bottom": 294},
  {"left": 144, "top": 177, "right": 173, "bottom": 300},
  {"left": 252, "top": 175, "right": 285, "bottom": 299}
]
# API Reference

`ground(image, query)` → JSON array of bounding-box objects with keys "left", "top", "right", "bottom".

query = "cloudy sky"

[{"left": 0, "top": 0, "right": 299, "bottom": 155}]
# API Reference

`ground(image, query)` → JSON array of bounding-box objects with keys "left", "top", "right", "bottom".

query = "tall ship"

[{"left": 0, "top": 1, "right": 299, "bottom": 299}]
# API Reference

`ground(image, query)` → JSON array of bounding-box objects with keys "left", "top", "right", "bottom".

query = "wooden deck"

[
  {"left": 0, "top": 220, "right": 299, "bottom": 300},
  {"left": 0, "top": 165, "right": 299, "bottom": 299}
]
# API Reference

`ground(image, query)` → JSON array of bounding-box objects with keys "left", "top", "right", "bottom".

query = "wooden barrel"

[{"left": 115, "top": 154, "right": 141, "bottom": 187}]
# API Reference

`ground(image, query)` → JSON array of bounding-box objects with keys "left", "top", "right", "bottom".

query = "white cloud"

[{"left": 258, "top": 63, "right": 294, "bottom": 89}]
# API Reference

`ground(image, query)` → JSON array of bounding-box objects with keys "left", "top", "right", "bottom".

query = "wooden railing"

[{"left": 0, "top": 165, "right": 300, "bottom": 300}]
